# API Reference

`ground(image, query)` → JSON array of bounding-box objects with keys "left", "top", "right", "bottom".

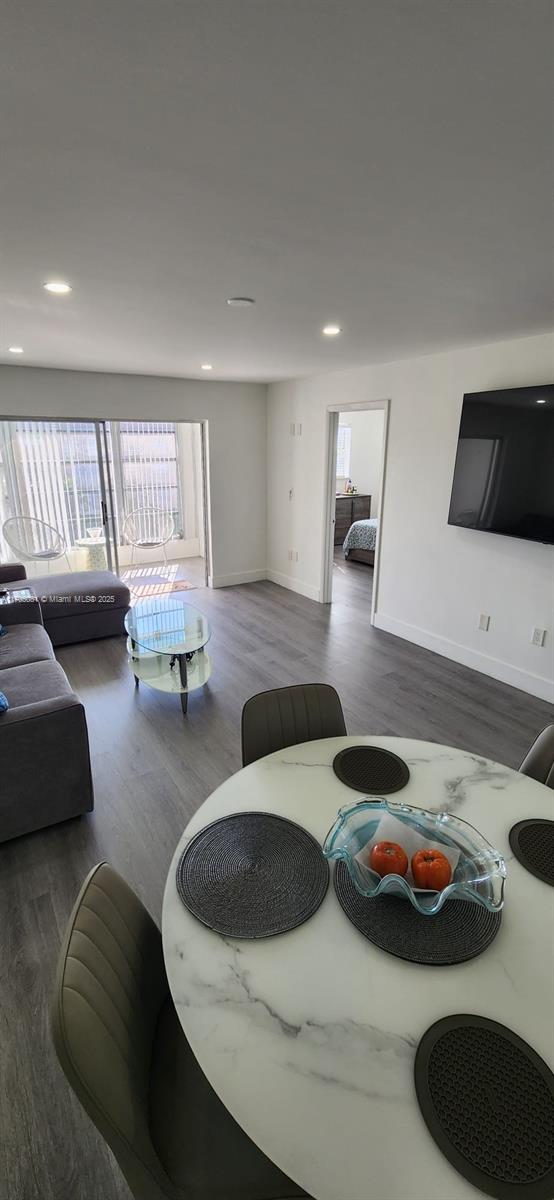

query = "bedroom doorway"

[{"left": 321, "top": 400, "right": 389, "bottom": 618}]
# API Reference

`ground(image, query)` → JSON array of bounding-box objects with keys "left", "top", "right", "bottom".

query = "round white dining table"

[{"left": 162, "top": 735, "right": 554, "bottom": 1200}]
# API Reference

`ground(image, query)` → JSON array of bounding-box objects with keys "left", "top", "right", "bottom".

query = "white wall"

[
  {"left": 338, "top": 409, "right": 385, "bottom": 516},
  {"left": 0, "top": 366, "right": 266, "bottom": 587},
  {"left": 267, "top": 332, "right": 554, "bottom": 702}
]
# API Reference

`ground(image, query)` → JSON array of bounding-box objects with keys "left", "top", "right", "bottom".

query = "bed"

[{"left": 342, "top": 517, "right": 378, "bottom": 565}]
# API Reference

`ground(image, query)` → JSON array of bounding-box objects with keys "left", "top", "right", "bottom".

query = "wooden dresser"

[{"left": 334, "top": 494, "right": 371, "bottom": 544}]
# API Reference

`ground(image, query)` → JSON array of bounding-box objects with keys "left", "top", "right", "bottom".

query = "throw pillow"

[{"left": 0, "top": 691, "right": 9, "bottom": 713}]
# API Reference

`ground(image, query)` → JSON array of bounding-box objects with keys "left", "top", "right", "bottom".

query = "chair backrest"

[
  {"left": 241, "top": 683, "right": 347, "bottom": 767},
  {"left": 51, "top": 862, "right": 181, "bottom": 1200},
  {"left": 2, "top": 515, "right": 65, "bottom": 559},
  {"left": 122, "top": 508, "right": 175, "bottom": 548},
  {"left": 519, "top": 725, "right": 554, "bottom": 789}
]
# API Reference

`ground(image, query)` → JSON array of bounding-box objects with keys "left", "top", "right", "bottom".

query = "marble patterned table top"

[{"left": 162, "top": 736, "right": 554, "bottom": 1200}]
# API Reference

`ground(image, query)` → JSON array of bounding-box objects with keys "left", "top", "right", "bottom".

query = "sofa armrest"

[
  {"left": 0, "top": 563, "right": 27, "bottom": 584},
  {"left": 1, "top": 599, "right": 43, "bottom": 627},
  {"left": 0, "top": 597, "right": 43, "bottom": 627},
  {"left": 0, "top": 691, "right": 80, "bottom": 727},
  {"left": 0, "top": 694, "right": 93, "bottom": 841}
]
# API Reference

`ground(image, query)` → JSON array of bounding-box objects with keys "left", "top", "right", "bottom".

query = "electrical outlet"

[
  {"left": 478, "top": 613, "right": 490, "bottom": 632},
  {"left": 531, "top": 627, "right": 546, "bottom": 647}
]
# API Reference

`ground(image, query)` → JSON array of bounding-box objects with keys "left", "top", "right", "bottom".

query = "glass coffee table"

[{"left": 125, "top": 596, "right": 211, "bottom": 714}]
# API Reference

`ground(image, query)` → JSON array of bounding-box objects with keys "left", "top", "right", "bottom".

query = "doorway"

[
  {"left": 321, "top": 401, "right": 389, "bottom": 617},
  {"left": 0, "top": 418, "right": 209, "bottom": 597}
]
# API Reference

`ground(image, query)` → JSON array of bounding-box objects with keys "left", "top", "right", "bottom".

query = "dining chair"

[
  {"left": 519, "top": 725, "right": 554, "bottom": 789},
  {"left": 51, "top": 862, "right": 308, "bottom": 1200},
  {"left": 2, "top": 515, "right": 71, "bottom": 572},
  {"left": 241, "top": 683, "right": 347, "bottom": 767},
  {"left": 122, "top": 507, "right": 175, "bottom": 566}
]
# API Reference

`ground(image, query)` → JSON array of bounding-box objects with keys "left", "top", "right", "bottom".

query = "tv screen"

[{"left": 448, "top": 384, "right": 554, "bottom": 545}]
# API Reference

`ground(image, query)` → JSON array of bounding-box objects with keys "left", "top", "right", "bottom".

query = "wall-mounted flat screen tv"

[{"left": 448, "top": 384, "right": 554, "bottom": 545}]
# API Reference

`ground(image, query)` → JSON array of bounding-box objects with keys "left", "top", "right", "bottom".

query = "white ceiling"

[{"left": 1, "top": 0, "right": 552, "bottom": 382}]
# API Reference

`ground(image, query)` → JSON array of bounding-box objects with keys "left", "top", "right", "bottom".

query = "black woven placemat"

[
  {"left": 176, "top": 811, "right": 329, "bottom": 937},
  {"left": 509, "top": 819, "right": 554, "bottom": 887},
  {"left": 333, "top": 744, "right": 410, "bottom": 793},
  {"left": 415, "top": 1015, "right": 554, "bottom": 1200},
  {"left": 334, "top": 861, "right": 501, "bottom": 964}
]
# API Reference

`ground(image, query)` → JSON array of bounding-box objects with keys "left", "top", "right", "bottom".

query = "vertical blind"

[
  {"left": 336, "top": 425, "right": 352, "bottom": 478},
  {"left": 118, "top": 421, "right": 182, "bottom": 534}
]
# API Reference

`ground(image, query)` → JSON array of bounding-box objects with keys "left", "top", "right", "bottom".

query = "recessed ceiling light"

[
  {"left": 322, "top": 324, "right": 342, "bottom": 337},
  {"left": 44, "top": 280, "right": 72, "bottom": 294},
  {"left": 8, "top": 345, "right": 24, "bottom": 354},
  {"left": 201, "top": 363, "right": 213, "bottom": 371},
  {"left": 536, "top": 398, "right": 547, "bottom": 404},
  {"left": 226, "top": 297, "right": 255, "bottom": 307}
]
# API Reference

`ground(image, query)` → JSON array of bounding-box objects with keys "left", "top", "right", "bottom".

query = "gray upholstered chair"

[
  {"left": 519, "top": 725, "right": 554, "bottom": 789},
  {"left": 242, "top": 683, "right": 347, "bottom": 767},
  {"left": 51, "top": 863, "right": 307, "bottom": 1200}
]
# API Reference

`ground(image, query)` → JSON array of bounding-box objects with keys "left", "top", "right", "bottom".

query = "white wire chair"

[
  {"left": 2, "top": 516, "right": 72, "bottom": 573},
  {"left": 121, "top": 507, "right": 175, "bottom": 565}
]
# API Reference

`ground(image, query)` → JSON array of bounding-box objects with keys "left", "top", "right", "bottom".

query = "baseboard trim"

[
  {"left": 266, "top": 569, "right": 321, "bottom": 603},
  {"left": 373, "top": 612, "right": 554, "bottom": 703},
  {"left": 209, "top": 569, "right": 267, "bottom": 588}
]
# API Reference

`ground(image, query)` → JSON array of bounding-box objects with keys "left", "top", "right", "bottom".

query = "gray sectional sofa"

[{"left": 0, "top": 562, "right": 131, "bottom": 842}]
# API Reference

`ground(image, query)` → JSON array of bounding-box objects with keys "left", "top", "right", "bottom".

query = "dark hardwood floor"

[
  {"left": 332, "top": 545, "right": 374, "bottom": 606},
  {"left": 1, "top": 567, "right": 552, "bottom": 1200}
]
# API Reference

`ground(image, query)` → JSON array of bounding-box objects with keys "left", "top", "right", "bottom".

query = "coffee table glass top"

[{"left": 125, "top": 596, "right": 211, "bottom": 656}]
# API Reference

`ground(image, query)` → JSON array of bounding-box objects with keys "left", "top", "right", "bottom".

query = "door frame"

[
  {"left": 94, "top": 421, "right": 119, "bottom": 574},
  {"left": 321, "top": 398, "right": 390, "bottom": 624}
]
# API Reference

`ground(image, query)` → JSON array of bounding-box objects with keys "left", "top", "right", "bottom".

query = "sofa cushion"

[
  {"left": 28, "top": 571, "right": 131, "bottom": 619},
  {"left": 0, "top": 659, "right": 73, "bottom": 710},
  {"left": 0, "top": 623, "right": 55, "bottom": 671}
]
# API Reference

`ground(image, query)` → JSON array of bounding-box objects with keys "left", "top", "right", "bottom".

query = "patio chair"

[
  {"left": 2, "top": 516, "right": 71, "bottom": 572},
  {"left": 121, "top": 507, "right": 175, "bottom": 566}
]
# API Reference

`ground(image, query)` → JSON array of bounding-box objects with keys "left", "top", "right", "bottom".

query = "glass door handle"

[{"left": 101, "top": 499, "right": 108, "bottom": 526}]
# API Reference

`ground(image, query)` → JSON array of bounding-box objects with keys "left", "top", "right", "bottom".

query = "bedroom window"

[{"left": 336, "top": 425, "right": 352, "bottom": 479}]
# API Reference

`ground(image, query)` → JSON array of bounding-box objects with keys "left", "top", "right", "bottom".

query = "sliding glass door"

[
  {"left": 0, "top": 417, "right": 207, "bottom": 586},
  {"left": 0, "top": 419, "right": 119, "bottom": 577}
]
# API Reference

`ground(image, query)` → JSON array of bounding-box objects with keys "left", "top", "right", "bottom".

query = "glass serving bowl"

[{"left": 323, "top": 799, "right": 506, "bottom": 916}]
